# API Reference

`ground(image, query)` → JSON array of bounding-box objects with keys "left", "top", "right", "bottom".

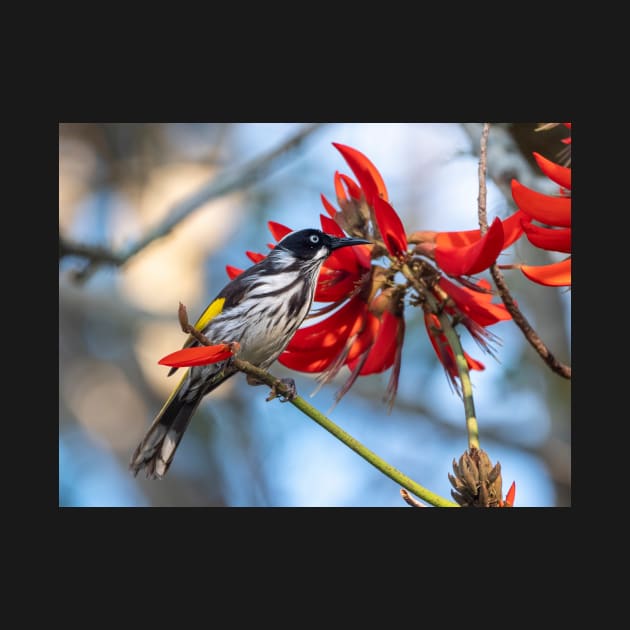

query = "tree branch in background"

[
  {"left": 462, "top": 122, "right": 557, "bottom": 201},
  {"left": 475, "top": 123, "right": 571, "bottom": 380},
  {"left": 59, "top": 234, "right": 124, "bottom": 265},
  {"left": 61, "top": 123, "right": 327, "bottom": 283}
]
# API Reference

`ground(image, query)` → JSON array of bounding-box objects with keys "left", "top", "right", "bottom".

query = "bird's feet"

[
  {"left": 267, "top": 378, "right": 297, "bottom": 402},
  {"left": 246, "top": 374, "right": 297, "bottom": 402}
]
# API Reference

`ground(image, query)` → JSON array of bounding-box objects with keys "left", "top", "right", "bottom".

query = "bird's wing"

[
  {"left": 167, "top": 297, "right": 226, "bottom": 377},
  {"left": 167, "top": 270, "right": 255, "bottom": 376}
]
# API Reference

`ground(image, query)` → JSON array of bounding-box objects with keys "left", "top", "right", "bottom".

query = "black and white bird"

[{"left": 130, "top": 228, "right": 369, "bottom": 479}]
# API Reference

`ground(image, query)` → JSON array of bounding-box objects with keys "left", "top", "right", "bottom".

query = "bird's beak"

[{"left": 329, "top": 236, "right": 371, "bottom": 251}]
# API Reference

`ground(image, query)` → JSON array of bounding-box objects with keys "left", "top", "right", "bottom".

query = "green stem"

[
  {"left": 399, "top": 264, "right": 480, "bottom": 451},
  {"left": 434, "top": 306, "right": 480, "bottom": 450},
  {"left": 233, "top": 358, "right": 458, "bottom": 507}
]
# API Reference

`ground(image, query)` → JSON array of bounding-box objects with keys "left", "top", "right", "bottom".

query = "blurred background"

[{"left": 59, "top": 122, "right": 571, "bottom": 507}]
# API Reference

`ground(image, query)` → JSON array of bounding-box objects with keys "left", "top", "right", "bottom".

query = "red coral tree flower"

[
  {"left": 272, "top": 144, "right": 523, "bottom": 400},
  {"left": 158, "top": 143, "right": 529, "bottom": 405},
  {"left": 511, "top": 123, "right": 571, "bottom": 287}
]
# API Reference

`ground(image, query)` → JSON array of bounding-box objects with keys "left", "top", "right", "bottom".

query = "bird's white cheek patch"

[{"left": 315, "top": 246, "right": 329, "bottom": 260}]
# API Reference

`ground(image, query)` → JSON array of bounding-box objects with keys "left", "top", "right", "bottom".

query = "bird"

[{"left": 130, "top": 228, "right": 369, "bottom": 479}]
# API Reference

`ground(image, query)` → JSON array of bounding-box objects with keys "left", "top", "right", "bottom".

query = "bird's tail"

[{"left": 130, "top": 369, "right": 209, "bottom": 479}]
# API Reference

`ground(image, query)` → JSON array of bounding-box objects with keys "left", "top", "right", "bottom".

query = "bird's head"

[{"left": 275, "top": 228, "right": 369, "bottom": 262}]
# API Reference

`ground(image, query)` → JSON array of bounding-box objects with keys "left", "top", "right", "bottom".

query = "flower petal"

[
  {"left": 280, "top": 300, "right": 371, "bottom": 373},
  {"left": 332, "top": 143, "right": 389, "bottom": 206},
  {"left": 465, "top": 353, "right": 485, "bottom": 371},
  {"left": 158, "top": 344, "right": 234, "bottom": 367},
  {"left": 287, "top": 297, "right": 365, "bottom": 351},
  {"left": 533, "top": 152, "right": 571, "bottom": 190},
  {"left": 319, "top": 214, "right": 364, "bottom": 275},
  {"left": 424, "top": 313, "right": 484, "bottom": 380},
  {"left": 315, "top": 268, "right": 357, "bottom": 302},
  {"left": 521, "top": 220, "right": 571, "bottom": 253},
  {"left": 334, "top": 171, "right": 362, "bottom": 203},
  {"left": 320, "top": 213, "right": 345, "bottom": 237},
  {"left": 320, "top": 193, "right": 338, "bottom": 218},
  {"left": 267, "top": 221, "right": 293, "bottom": 241},
  {"left": 438, "top": 277, "right": 511, "bottom": 326},
  {"left": 504, "top": 481, "right": 516, "bottom": 507},
  {"left": 246, "top": 251, "right": 266, "bottom": 263},
  {"left": 226, "top": 265, "right": 243, "bottom": 279},
  {"left": 346, "top": 311, "right": 379, "bottom": 363},
  {"left": 520, "top": 258, "right": 571, "bottom": 286},
  {"left": 352, "top": 311, "right": 401, "bottom": 375},
  {"left": 278, "top": 348, "right": 339, "bottom": 372},
  {"left": 435, "top": 217, "right": 504, "bottom": 276},
  {"left": 373, "top": 197, "right": 408, "bottom": 257},
  {"left": 501, "top": 210, "right": 527, "bottom": 249},
  {"left": 433, "top": 210, "right": 525, "bottom": 251},
  {"left": 319, "top": 213, "right": 372, "bottom": 274},
  {"left": 511, "top": 180, "right": 571, "bottom": 227}
]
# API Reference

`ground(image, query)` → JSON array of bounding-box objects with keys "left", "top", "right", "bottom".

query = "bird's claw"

[{"left": 266, "top": 378, "right": 297, "bottom": 403}]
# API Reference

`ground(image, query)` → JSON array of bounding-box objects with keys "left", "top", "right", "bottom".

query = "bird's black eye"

[{"left": 309, "top": 234, "right": 320, "bottom": 244}]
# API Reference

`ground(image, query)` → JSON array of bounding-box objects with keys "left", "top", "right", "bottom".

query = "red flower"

[
  {"left": 226, "top": 143, "right": 520, "bottom": 401},
  {"left": 499, "top": 481, "right": 516, "bottom": 507},
  {"left": 432, "top": 211, "right": 526, "bottom": 276},
  {"left": 158, "top": 343, "right": 236, "bottom": 368},
  {"left": 279, "top": 213, "right": 405, "bottom": 410},
  {"left": 511, "top": 124, "right": 572, "bottom": 287}
]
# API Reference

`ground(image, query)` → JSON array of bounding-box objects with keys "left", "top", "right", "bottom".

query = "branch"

[
  {"left": 477, "top": 123, "right": 490, "bottom": 234},
  {"left": 490, "top": 266, "right": 571, "bottom": 378},
  {"left": 475, "top": 123, "right": 571, "bottom": 380},
  {"left": 63, "top": 123, "right": 327, "bottom": 282},
  {"left": 232, "top": 358, "right": 458, "bottom": 507},
  {"left": 172, "top": 301, "right": 457, "bottom": 507},
  {"left": 462, "top": 122, "right": 557, "bottom": 200}
]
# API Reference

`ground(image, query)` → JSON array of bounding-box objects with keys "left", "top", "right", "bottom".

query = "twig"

[
  {"left": 477, "top": 123, "right": 490, "bottom": 233},
  {"left": 400, "top": 488, "right": 426, "bottom": 507},
  {"left": 178, "top": 302, "right": 212, "bottom": 345},
  {"left": 64, "top": 123, "right": 326, "bottom": 282},
  {"left": 490, "top": 267, "right": 571, "bottom": 378},
  {"left": 461, "top": 123, "right": 556, "bottom": 200},
  {"left": 475, "top": 123, "right": 571, "bottom": 380}
]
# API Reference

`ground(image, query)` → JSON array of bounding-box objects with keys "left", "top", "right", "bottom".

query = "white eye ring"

[{"left": 309, "top": 234, "right": 320, "bottom": 243}]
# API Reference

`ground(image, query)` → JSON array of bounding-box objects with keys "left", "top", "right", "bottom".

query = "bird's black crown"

[{"left": 276, "top": 228, "right": 369, "bottom": 260}]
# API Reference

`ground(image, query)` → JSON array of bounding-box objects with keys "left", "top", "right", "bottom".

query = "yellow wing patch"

[
  {"left": 167, "top": 297, "right": 226, "bottom": 377},
  {"left": 194, "top": 297, "right": 226, "bottom": 332}
]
